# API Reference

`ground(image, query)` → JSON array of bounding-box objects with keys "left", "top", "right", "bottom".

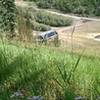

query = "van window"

[{"left": 48, "top": 32, "right": 55, "bottom": 37}]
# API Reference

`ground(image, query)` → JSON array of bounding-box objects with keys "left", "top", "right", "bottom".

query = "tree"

[
  {"left": 0, "top": 0, "right": 16, "bottom": 36},
  {"left": 33, "top": 0, "right": 100, "bottom": 16}
]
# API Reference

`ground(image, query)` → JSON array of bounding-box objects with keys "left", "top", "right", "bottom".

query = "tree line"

[{"left": 29, "top": 0, "right": 100, "bottom": 16}]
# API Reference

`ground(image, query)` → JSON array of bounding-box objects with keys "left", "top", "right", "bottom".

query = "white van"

[{"left": 37, "top": 30, "right": 58, "bottom": 42}]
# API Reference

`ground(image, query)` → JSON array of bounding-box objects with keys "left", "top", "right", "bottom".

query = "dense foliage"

[
  {"left": 34, "top": 11, "right": 72, "bottom": 27},
  {"left": 32, "top": 21, "right": 51, "bottom": 31},
  {"left": 27, "top": 0, "right": 100, "bottom": 16},
  {"left": 0, "top": 0, "right": 16, "bottom": 34}
]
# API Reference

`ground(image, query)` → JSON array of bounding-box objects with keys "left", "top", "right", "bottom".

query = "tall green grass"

[{"left": 0, "top": 41, "right": 100, "bottom": 100}]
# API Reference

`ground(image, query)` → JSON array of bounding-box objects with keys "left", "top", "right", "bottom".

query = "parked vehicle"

[{"left": 37, "top": 30, "right": 58, "bottom": 42}]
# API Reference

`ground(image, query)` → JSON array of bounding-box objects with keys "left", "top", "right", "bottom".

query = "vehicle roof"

[{"left": 38, "top": 30, "right": 57, "bottom": 36}]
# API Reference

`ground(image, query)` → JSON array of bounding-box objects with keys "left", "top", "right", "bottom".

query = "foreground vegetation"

[{"left": 0, "top": 40, "right": 100, "bottom": 100}]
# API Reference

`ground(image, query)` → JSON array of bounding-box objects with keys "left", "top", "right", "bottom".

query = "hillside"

[
  {"left": 0, "top": 41, "right": 100, "bottom": 99},
  {"left": 0, "top": 0, "right": 100, "bottom": 100}
]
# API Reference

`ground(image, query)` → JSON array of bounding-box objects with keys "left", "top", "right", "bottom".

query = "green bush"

[
  {"left": 16, "top": 7, "right": 33, "bottom": 41},
  {"left": 33, "top": 21, "right": 51, "bottom": 31},
  {"left": 0, "top": 0, "right": 16, "bottom": 35},
  {"left": 34, "top": 11, "right": 73, "bottom": 27},
  {"left": 16, "top": 7, "right": 51, "bottom": 32},
  {"left": 36, "top": 0, "right": 55, "bottom": 8}
]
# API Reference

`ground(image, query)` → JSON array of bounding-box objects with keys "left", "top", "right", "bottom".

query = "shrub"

[
  {"left": 32, "top": 21, "right": 51, "bottom": 31},
  {"left": 36, "top": 0, "right": 55, "bottom": 8},
  {"left": 0, "top": 0, "right": 16, "bottom": 35},
  {"left": 16, "top": 6, "right": 72, "bottom": 31},
  {"left": 34, "top": 11, "right": 73, "bottom": 27},
  {"left": 16, "top": 7, "right": 33, "bottom": 41}
]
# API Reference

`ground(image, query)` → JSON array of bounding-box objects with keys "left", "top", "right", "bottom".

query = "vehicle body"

[{"left": 37, "top": 30, "right": 58, "bottom": 42}]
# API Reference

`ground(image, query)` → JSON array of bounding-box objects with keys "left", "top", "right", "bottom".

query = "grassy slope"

[{"left": 0, "top": 41, "right": 100, "bottom": 99}]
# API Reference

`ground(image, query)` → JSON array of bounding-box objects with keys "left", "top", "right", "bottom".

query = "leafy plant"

[
  {"left": 34, "top": 11, "right": 73, "bottom": 27},
  {"left": 0, "top": 0, "right": 16, "bottom": 36}
]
